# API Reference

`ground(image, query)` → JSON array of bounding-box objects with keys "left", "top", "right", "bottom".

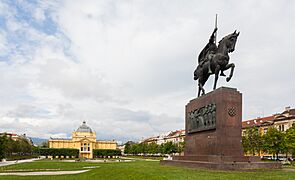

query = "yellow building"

[
  {"left": 49, "top": 121, "right": 117, "bottom": 159},
  {"left": 242, "top": 107, "right": 295, "bottom": 157},
  {"left": 242, "top": 107, "right": 295, "bottom": 135}
]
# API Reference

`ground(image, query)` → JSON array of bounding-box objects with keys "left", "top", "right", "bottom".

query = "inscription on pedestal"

[{"left": 187, "top": 103, "right": 216, "bottom": 133}]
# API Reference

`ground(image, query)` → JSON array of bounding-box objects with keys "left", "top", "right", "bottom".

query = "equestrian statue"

[{"left": 194, "top": 19, "right": 239, "bottom": 97}]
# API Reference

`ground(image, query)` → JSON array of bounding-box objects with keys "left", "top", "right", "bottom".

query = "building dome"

[{"left": 76, "top": 121, "right": 93, "bottom": 133}]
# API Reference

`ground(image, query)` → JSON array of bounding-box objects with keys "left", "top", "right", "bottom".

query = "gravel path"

[
  {"left": 0, "top": 170, "right": 89, "bottom": 176},
  {"left": 0, "top": 158, "right": 42, "bottom": 167},
  {"left": 121, "top": 157, "right": 160, "bottom": 162},
  {"left": 281, "top": 168, "right": 295, "bottom": 172}
]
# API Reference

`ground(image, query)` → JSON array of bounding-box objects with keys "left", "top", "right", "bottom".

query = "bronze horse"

[{"left": 194, "top": 31, "right": 240, "bottom": 97}]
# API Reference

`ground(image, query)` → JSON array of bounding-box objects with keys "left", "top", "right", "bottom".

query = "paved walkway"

[
  {"left": 0, "top": 170, "right": 89, "bottom": 176},
  {"left": 59, "top": 159, "right": 133, "bottom": 163},
  {"left": 281, "top": 168, "right": 295, "bottom": 172},
  {"left": 0, "top": 158, "right": 42, "bottom": 167},
  {"left": 121, "top": 157, "right": 160, "bottom": 162},
  {"left": 86, "top": 159, "right": 133, "bottom": 163}
]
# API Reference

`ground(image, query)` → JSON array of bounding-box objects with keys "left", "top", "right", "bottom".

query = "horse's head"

[{"left": 218, "top": 30, "right": 240, "bottom": 53}]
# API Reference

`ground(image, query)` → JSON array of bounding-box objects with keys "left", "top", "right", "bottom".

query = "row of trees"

[
  {"left": 124, "top": 141, "right": 184, "bottom": 155},
  {"left": 0, "top": 135, "right": 34, "bottom": 160},
  {"left": 242, "top": 125, "right": 295, "bottom": 159}
]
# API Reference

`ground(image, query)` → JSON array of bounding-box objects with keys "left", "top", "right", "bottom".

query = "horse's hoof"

[{"left": 226, "top": 77, "right": 230, "bottom": 82}]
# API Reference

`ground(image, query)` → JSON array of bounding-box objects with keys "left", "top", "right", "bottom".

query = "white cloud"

[
  {"left": 0, "top": 31, "right": 8, "bottom": 55},
  {"left": 33, "top": 8, "right": 45, "bottom": 21},
  {"left": 0, "top": 0, "right": 294, "bottom": 142}
]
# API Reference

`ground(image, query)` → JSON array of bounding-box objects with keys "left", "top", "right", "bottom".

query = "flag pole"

[{"left": 215, "top": 14, "right": 218, "bottom": 44}]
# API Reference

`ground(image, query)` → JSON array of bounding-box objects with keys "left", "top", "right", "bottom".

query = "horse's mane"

[{"left": 218, "top": 33, "right": 232, "bottom": 45}]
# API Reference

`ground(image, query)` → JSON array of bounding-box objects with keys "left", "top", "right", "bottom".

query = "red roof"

[
  {"left": 142, "top": 129, "right": 185, "bottom": 142},
  {"left": 242, "top": 108, "right": 295, "bottom": 129},
  {"left": 142, "top": 136, "right": 158, "bottom": 142},
  {"left": 167, "top": 130, "right": 185, "bottom": 137},
  {"left": 242, "top": 115, "right": 274, "bottom": 128},
  {"left": 284, "top": 109, "right": 295, "bottom": 116}
]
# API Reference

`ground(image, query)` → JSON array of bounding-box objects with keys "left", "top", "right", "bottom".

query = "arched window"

[
  {"left": 83, "top": 143, "right": 87, "bottom": 151},
  {"left": 80, "top": 142, "right": 91, "bottom": 152},
  {"left": 81, "top": 143, "right": 87, "bottom": 151}
]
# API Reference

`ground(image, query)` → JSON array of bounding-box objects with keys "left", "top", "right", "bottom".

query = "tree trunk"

[{"left": 286, "top": 152, "right": 288, "bottom": 158}]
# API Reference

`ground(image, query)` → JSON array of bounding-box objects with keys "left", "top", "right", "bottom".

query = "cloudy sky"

[{"left": 0, "top": 0, "right": 294, "bottom": 142}]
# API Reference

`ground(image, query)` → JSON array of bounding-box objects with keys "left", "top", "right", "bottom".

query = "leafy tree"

[
  {"left": 124, "top": 143, "right": 131, "bottom": 154},
  {"left": 263, "top": 127, "right": 285, "bottom": 160},
  {"left": 41, "top": 141, "right": 49, "bottom": 148},
  {"left": 0, "top": 135, "right": 34, "bottom": 159},
  {"left": 242, "top": 135, "right": 250, "bottom": 154},
  {"left": 176, "top": 142, "right": 185, "bottom": 154},
  {"left": 141, "top": 143, "right": 148, "bottom": 154},
  {"left": 285, "top": 125, "right": 295, "bottom": 156},
  {"left": 18, "top": 138, "right": 32, "bottom": 155},
  {"left": 0, "top": 135, "right": 7, "bottom": 159},
  {"left": 124, "top": 141, "right": 182, "bottom": 156},
  {"left": 147, "top": 142, "right": 159, "bottom": 154},
  {"left": 162, "top": 142, "right": 177, "bottom": 155},
  {"left": 136, "top": 143, "right": 143, "bottom": 154},
  {"left": 124, "top": 141, "right": 136, "bottom": 154},
  {"left": 131, "top": 144, "right": 140, "bottom": 155},
  {"left": 12, "top": 139, "right": 21, "bottom": 154},
  {"left": 242, "top": 126, "right": 263, "bottom": 155},
  {"left": 4, "top": 137, "right": 12, "bottom": 156}
]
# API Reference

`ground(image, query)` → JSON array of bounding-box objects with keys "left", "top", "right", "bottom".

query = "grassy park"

[{"left": 0, "top": 159, "right": 295, "bottom": 180}]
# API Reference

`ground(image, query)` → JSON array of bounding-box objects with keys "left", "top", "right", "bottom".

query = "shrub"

[
  {"left": 93, "top": 149, "right": 121, "bottom": 158},
  {"left": 39, "top": 148, "right": 79, "bottom": 157}
]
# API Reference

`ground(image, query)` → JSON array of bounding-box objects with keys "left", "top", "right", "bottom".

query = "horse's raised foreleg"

[
  {"left": 225, "top": 63, "right": 235, "bottom": 82},
  {"left": 213, "top": 65, "right": 221, "bottom": 90}
]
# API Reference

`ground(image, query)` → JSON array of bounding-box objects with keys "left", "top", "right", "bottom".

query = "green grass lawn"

[
  {"left": 0, "top": 159, "right": 295, "bottom": 180},
  {"left": 283, "top": 164, "right": 295, "bottom": 169}
]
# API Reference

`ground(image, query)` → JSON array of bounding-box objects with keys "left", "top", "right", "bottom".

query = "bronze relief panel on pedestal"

[{"left": 187, "top": 103, "right": 216, "bottom": 133}]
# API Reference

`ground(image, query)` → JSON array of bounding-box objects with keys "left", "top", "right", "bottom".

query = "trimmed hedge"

[
  {"left": 39, "top": 148, "right": 79, "bottom": 157},
  {"left": 93, "top": 149, "right": 121, "bottom": 157},
  {"left": 6, "top": 155, "right": 39, "bottom": 161}
]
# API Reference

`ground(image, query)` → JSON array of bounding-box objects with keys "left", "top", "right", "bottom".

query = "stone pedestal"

[
  {"left": 160, "top": 87, "right": 281, "bottom": 170},
  {"left": 185, "top": 87, "right": 243, "bottom": 157}
]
